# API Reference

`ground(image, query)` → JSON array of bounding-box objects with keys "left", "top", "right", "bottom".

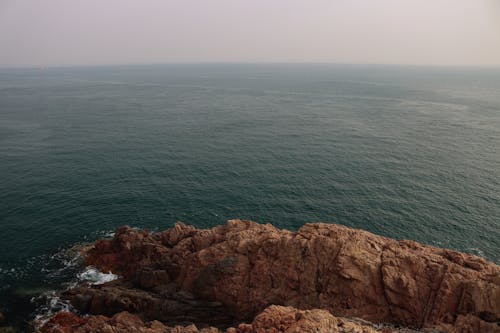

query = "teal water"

[{"left": 0, "top": 64, "right": 499, "bottom": 327}]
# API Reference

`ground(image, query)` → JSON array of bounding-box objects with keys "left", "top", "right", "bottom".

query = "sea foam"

[{"left": 77, "top": 267, "right": 118, "bottom": 285}]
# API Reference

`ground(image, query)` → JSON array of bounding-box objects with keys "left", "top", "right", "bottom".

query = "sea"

[{"left": 0, "top": 64, "right": 499, "bottom": 329}]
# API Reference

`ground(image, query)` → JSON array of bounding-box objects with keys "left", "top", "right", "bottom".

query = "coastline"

[{"left": 32, "top": 219, "right": 499, "bottom": 333}]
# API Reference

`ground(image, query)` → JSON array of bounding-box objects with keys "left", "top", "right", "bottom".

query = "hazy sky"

[{"left": 1, "top": 0, "right": 499, "bottom": 67}]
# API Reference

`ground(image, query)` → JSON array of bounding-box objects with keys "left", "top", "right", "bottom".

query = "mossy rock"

[
  {"left": 12, "top": 287, "right": 52, "bottom": 298},
  {"left": 0, "top": 326, "right": 17, "bottom": 333}
]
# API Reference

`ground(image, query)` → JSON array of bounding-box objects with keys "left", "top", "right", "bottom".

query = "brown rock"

[
  {"left": 235, "top": 305, "right": 382, "bottom": 333},
  {"left": 37, "top": 311, "right": 220, "bottom": 333},
  {"left": 56, "top": 220, "right": 500, "bottom": 332},
  {"left": 38, "top": 307, "right": 399, "bottom": 333},
  {"left": 62, "top": 281, "right": 235, "bottom": 327}
]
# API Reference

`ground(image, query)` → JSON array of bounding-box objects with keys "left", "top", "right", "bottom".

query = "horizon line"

[{"left": 1, "top": 61, "right": 500, "bottom": 70}]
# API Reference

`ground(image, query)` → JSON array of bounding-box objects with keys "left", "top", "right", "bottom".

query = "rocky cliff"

[{"left": 38, "top": 220, "right": 500, "bottom": 333}]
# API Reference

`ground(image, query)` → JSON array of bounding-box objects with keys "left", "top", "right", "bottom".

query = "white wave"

[
  {"left": 32, "top": 291, "right": 74, "bottom": 329},
  {"left": 29, "top": 249, "right": 117, "bottom": 329},
  {"left": 77, "top": 267, "right": 118, "bottom": 285},
  {"left": 103, "top": 231, "right": 116, "bottom": 238},
  {"left": 465, "top": 247, "right": 485, "bottom": 258}
]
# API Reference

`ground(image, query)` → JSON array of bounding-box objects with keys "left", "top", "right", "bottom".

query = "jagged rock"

[
  {"left": 41, "top": 220, "right": 500, "bottom": 333},
  {"left": 38, "top": 306, "right": 403, "bottom": 333},
  {"left": 62, "top": 281, "right": 236, "bottom": 327},
  {"left": 37, "top": 311, "right": 220, "bottom": 333},
  {"left": 235, "top": 305, "right": 384, "bottom": 333}
]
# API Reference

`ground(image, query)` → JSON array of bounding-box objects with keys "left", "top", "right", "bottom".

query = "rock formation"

[
  {"left": 37, "top": 220, "right": 500, "bottom": 333},
  {"left": 38, "top": 306, "right": 390, "bottom": 333}
]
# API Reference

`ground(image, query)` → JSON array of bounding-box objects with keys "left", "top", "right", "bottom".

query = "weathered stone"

[
  {"left": 39, "top": 220, "right": 500, "bottom": 333},
  {"left": 37, "top": 307, "right": 406, "bottom": 333},
  {"left": 0, "top": 327, "right": 17, "bottom": 333}
]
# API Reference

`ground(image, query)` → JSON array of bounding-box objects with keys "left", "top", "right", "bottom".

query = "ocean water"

[{"left": 0, "top": 64, "right": 499, "bottom": 327}]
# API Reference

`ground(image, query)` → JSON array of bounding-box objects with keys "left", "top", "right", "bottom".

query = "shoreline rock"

[
  {"left": 38, "top": 306, "right": 399, "bottom": 333},
  {"left": 38, "top": 220, "right": 500, "bottom": 332}
]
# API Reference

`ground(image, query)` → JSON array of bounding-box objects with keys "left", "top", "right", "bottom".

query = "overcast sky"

[{"left": 0, "top": 0, "right": 499, "bottom": 67}]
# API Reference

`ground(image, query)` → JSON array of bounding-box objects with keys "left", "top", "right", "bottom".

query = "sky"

[{"left": 0, "top": 0, "right": 499, "bottom": 68}]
